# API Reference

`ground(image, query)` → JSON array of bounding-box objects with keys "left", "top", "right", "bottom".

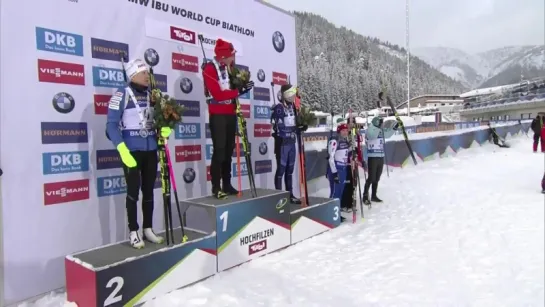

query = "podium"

[
  {"left": 290, "top": 197, "right": 341, "bottom": 244},
  {"left": 184, "top": 188, "right": 291, "bottom": 271},
  {"left": 65, "top": 228, "right": 216, "bottom": 307}
]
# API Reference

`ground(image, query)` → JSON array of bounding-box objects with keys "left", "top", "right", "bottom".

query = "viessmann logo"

[
  {"left": 37, "top": 59, "right": 85, "bottom": 85},
  {"left": 172, "top": 52, "right": 198, "bottom": 73},
  {"left": 272, "top": 72, "right": 288, "bottom": 85},
  {"left": 175, "top": 145, "right": 202, "bottom": 162},
  {"left": 253, "top": 124, "right": 272, "bottom": 137},
  {"left": 170, "top": 26, "right": 196, "bottom": 44},
  {"left": 94, "top": 94, "right": 111, "bottom": 115},
  {"left": 43, "top": 179, "right": 90, "bottom": 205}
]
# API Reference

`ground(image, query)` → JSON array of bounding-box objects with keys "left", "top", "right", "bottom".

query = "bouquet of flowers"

[
  {"left": 153, "top": 93, "right": 184, "bottom": 129},
  {"left": 228, "top": 65, "right": 251, "bottom": 90}
]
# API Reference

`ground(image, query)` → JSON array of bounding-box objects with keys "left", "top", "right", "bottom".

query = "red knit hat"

[
  {"left": 337, "top": 123, "right": 348, "bottom": 133},
  {"left": 214, "top": 39, "right": 236, "bottom": 58}
]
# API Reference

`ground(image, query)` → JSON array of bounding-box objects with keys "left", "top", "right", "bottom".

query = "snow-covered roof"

[{"left": 459, "top": 83, "right": 519, "bottom": 98}]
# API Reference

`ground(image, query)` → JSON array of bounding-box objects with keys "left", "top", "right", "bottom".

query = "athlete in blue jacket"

[
  {"left": 363, "top": 116, "right": 397, "bottom": 204},
  {"left": 271, "top": 84, "right": 307, "bottom": 204},
  {"left": 106, "top": 58, "right": 171, "bottom": 249}
]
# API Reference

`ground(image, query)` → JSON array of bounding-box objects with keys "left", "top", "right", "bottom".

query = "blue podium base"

[
  {"left": 65, "top": 227, "right": 216, "bottom": 307},
  {"left": 290, "top": 196, "right": 341, "bottom": 244}
]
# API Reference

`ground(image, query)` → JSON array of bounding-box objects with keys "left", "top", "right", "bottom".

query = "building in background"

[{"left": 459, "top": 78, "right": 545, "bottom": 121}]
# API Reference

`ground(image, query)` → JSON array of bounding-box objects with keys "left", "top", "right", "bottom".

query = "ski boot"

[
  {"left": 290, "top": 194, "right": 302, "bottom": 205},
  {"left": 143, "top": 228, "right": 164, "bottom": 244},
  {"left": 212, "top": 187, "right": 228, "bottom": 200},
  {"left": 362, "top": 194, "right": 372, "bottom": 208},
  {"left": 371, "top": 195, "right": 383, "bottom": 203},
  {"left": 129, "top": 231, "right": 145, "bottom": 249},
  {"left": 222, "top": 183, "right": 239, "bottom": 196}
]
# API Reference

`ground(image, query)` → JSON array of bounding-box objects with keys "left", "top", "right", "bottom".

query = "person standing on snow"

[
  {"left": 327, "top": 123, "right": 364, "bottom": 221},
  {"left": 271, "top": 84, "right": 308, "bottom": 204},
  {"left": 363, "top": 113, "right": 398, "bottom": 205},
  {"left": 202, "top": 39, "right": 254, "bottom": 199},
  {"left": 106, "top": 58, "right": 171, "bottom": 249},
  {"left": 531, "top": 113, "right": 545, "bottom": 152}
]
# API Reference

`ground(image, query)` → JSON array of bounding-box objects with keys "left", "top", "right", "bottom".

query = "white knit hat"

[{"left": 125, "top": 58, "right": 148, "bottom": 80}]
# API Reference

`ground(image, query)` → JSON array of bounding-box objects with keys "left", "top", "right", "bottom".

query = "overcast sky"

[{"left": 266, "top": 0, "right": 544, "bottom": 54}]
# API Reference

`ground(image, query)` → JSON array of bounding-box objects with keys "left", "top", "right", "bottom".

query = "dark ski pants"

[
  {"left": 364, "top": 157, "right": 384, "bottom": 197},
  {"left": 209, "top": 114, "right": 237, "bottom": 190},
  {"left": 274, "top": 138, "right": 296, "bottom": 194},
  {"left": 328, "top": 164, "right": 354, "bottom": 209},
  {"left": 122, "top": 150, "right": 158, "bottom": 231},
  {"left": 533, "top": 133, "right": 544, "bottom": 152}
]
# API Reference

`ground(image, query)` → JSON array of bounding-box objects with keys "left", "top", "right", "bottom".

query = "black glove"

[
  {"left": 238, "top": 81, "right": 254, "bottom": 95},
  {"left": 332, "top": 172, "right": 339, "bottom": 183},
  {"left": 297, "top": 124, "right": 308, "bottom": 132}
]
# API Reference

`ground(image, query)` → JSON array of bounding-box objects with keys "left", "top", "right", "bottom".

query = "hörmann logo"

[
  {"left": 252, "top": 87, "right": 270, "bottom": 101},
  {"left": 96, "top": 149, "right": 122, "bottom": 170},
  {"left": 255, "top": 159, "right": 272, "bottom": 174},
  {"left": 272, "top": 72, "right": 288, "bottom": 85},
  {"left": 170, "top": 26, "right": 196, "bottom": 44},
  {"left": 154, "top": 73, "right": 168, "bottom": 92},
  {"left": 90, "top": 38, "right": 129, "bottom": 62},
  {"left": 41, "top": 122, "right": 88, "bottom": 144},
  {"left": 172, "top": 53, "right": 199, "bottom": 72},
  {"left": 35, "top": 27, "right": 83, "bottom": 56},
  {"left": 37, "top": 59, "right": 85, "bottom": 85},
  {"left": 176, "top": 100, "right": 200, "bottom": 117}
]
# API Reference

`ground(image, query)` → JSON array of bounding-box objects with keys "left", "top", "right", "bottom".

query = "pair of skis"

[
  {"left": 119, "top": 52, "right": 188, "bottom": 245},
  {"left": 379, "top": 76, "right": 418, "bottom": 166},
  {"left": 197, "top": 35, "right": 257, "bottom": 198},
  {"left": 348, "top": 110, "right": 365, "bottom": 223}
]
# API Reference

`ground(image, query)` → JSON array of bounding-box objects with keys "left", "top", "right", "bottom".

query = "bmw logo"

[
  {"left": 257, "top": 69, "right": 265, "bottom": 82},
  {"left": 259, "top": 142, "right": 268, "bottom": 155},
  {"left": 183, "top": 167, "right": 196, "bottom": 183},
  {"left": 180, "top": 77, "right": 193, "bottom": 94},
  {"left": 272, "top": 31, "right": 285, "bottom": 53},
  {"left": 144, "top": 48, "right": 159, "bottom": 66},
  {"left": 52, "top": 92, "right": 75, "bottom": 114}
]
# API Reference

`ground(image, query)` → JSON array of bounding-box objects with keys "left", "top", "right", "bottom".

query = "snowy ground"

[{"left": 23, "top": 137, "right": 544, "bottom": 307}]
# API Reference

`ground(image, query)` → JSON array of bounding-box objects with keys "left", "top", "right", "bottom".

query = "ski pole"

[
  {"left": 381, "top": 126, "right": 390, "bottom": 177},
  {"left": 235, "top": 130, "right": 242, "bottom": 197},
  {"left": 164, "top": 139, "right": 188, "bottom": 243}
]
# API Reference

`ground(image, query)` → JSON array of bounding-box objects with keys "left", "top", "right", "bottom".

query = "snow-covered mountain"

[{"left": 413, "top": 46, "right": 545, "bottom": 89}]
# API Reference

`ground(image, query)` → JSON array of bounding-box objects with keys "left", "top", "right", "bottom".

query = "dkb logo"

[
  {"left": 253, "top": 105, "right": 270, "bottom": 119},
  {"left": 232, "top": 162, "right": 248, "bottom": 177},
  {"left": 35, "top": 27, "right": 83, "bottom": 56},
  {"left": 92, "top": 66, "right": 125, "bottom": 88},
  {"left": 42, "top": 151, "right": 89, "bottom": 175},
  {"left": 97, "top": 175, "right": 127, "bottom": 197},
  {"left": 175, "top": 123, "right": 201, "bottom": 139}
]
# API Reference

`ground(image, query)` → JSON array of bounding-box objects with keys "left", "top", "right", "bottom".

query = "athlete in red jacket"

[{"left": 202, "top": 39, "right": 254, "bottom": 199}]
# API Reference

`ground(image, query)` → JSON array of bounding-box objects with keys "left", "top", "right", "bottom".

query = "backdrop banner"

[{"left": 0, "top": 0, "right": 296, "bottom": 303}]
